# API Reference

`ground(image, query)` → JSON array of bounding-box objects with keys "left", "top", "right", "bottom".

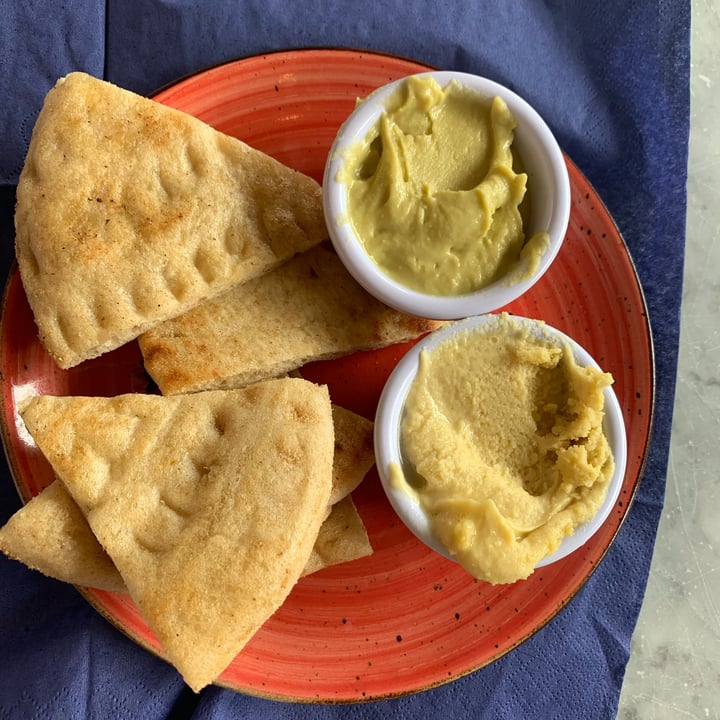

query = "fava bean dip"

[
  {"left": 390, "top": 314, "right": 615, "bottom": 584},
  {"left": 340, "top": 76, "right": 549, "bottom": 295}
]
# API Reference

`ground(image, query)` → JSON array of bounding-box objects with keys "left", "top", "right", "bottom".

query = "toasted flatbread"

[
  {"left": 15, "top": 72, "right": 327, "bottom": 369},
  {"left": 330, "top": 405, "right": 374, "bottom": 506},
  {"left": 18, "top": 378, "right": 334, "bottom": 692},
  {"left": 0, "top": 483, "right": 372, "bottom": 592},
  {"left": 139, "top": 244, "right": 443, "bottom": 394},
  {"left": 303, "top": 496, "right": 373, "bottom": 576},
  {"left": 0, "top": 480, "right": 126, "bottom": 592},
  {"left": 0, "top": 404, "right": 374, "bottom": 592}
]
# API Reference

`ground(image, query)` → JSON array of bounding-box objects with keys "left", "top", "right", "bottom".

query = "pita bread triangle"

[
  {"left": 18, "top": 378, "right": 334, "bottom": 692},
  {"left": 140, "top": 244, "right": 444, "bottom": 394},
  {"left": 0, "top": 480, "right": 126, "bottom": 592},
  {"left": 0, "top": 403, "right": 374, "bottom": 594},
  {"left": 0, "top": 482, "right": 372, "bottom": 593},
  {"left": 15, "top": 71, "right": 327, "bottom": 369}
]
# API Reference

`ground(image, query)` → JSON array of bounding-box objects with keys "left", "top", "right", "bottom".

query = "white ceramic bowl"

[
  {"left": 374, "top": 313, "right": 627, "bottom": 572},
  {"left": 323, "top": 71, "right": 571, "bottom": 320}
]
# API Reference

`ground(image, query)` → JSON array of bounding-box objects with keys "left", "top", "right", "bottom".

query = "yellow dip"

[
  {"left": 340, "top": 76, "right": 549, "bottom": 295},
  {"left": 391, "top": 314, "right": 615, "bottom": 584}
]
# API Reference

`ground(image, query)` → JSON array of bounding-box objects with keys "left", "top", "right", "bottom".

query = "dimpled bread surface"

[
  {"left": 0, "top": 404, "right": 375, "bottom": 593},
  {"left": 140, "top": 244, "right": 443, "bottom": 394},
  {"left": 18, "top": 378, "right": 334, "bottom": 692},
  {"left": 14, "top": 72, "right": 327, "bottom": 369}
]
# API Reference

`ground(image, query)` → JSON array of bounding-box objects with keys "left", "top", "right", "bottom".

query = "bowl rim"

[
  {"left": 373, "top": 312, "right": 629, "bottom": 577},
  {"left": 322, "top": 70, "right": 572, "bottom": 320}
]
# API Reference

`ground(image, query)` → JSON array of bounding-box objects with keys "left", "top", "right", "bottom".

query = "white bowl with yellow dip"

[
  {"left": 323, "top": 71, "right": 571, "bottom": 320},
  {"left": 374, "top": 313, "right": 627, "bottom": 585}
]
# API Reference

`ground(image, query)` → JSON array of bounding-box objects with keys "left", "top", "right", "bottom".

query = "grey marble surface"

[{"left": 617, "top": 2, "right": 720, "bottom": 717}]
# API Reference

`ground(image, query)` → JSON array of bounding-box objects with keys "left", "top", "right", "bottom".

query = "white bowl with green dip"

[
  {"left": 323, "top": 71, "right": 571, "bottom": 319},
  {"left": 374, "top": 313, "right": 627, "bottom": 584}
]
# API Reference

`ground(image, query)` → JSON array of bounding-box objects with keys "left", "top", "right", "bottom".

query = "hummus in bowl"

[
  {"left": 374, "top": 313, "right": 627, "bottom": 584},
  {"left": 323, "top": 72, "right": 570, "bottom": 319}
]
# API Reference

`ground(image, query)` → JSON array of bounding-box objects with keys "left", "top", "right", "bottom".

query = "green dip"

[{"left": 339, "top": 76, "right": 549, "bottom": 295}]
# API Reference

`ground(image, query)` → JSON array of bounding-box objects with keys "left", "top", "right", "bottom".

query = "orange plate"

[{"left": 0, "top": 49, "right": 654, "bottom": 703}]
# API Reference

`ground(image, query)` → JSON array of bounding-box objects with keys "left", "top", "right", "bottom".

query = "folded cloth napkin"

[{"left": 0, "top": 1, "right": 690, "bottom": 718}]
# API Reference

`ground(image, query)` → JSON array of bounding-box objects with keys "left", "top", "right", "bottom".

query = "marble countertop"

[{"left": 617, "top": 1, "right": 720, "bottom": 717}]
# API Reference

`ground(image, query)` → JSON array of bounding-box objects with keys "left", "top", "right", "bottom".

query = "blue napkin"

[{"left": 0, "top": 1, "right": 690, "bottom": 718}]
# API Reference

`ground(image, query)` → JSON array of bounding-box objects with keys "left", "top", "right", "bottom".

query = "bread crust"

[
  {"left": 17, "top": 379, "right": 334, "bottom": 692},
  {"left": 15, "top": 72, "right": 327, "bottom": 369},
  {"left": 140, "top": 245, "right": 443, "bottom": 394}
]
